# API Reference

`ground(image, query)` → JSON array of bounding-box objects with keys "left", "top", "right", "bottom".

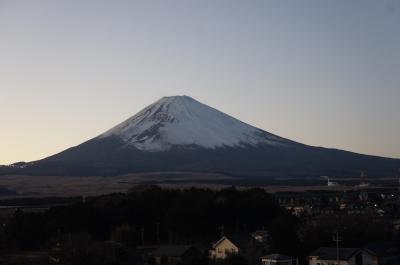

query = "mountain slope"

[
  {"left": 3, "top": 96, "right": 399, "bottom": 178},
  {"left": 99, "top": 96, "right": 291, "bottom": 150}
]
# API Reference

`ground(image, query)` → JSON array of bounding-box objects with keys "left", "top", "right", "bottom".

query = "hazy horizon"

[{"left": 1, "top": 0, "right": 400, "bottom": 164}]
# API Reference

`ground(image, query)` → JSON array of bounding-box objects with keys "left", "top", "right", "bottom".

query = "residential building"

[
  {"left": 209, "top": 234, "right": 264, "bottom": 264},
  {"left": 209, "top": 236, "right": 240, "bottom": 259},
  {"left": 308, "top": 247, "right": 364, "bottom": 265},
  {"left": 261, "top": 253, "right": 298, "bottom": 265}
]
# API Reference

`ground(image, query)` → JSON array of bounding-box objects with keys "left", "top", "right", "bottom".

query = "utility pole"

[
  {"left": 112, "top": 241, "right": 116, "bottom": 265},
  {"left": 156, "top": 222, "right": 160, "bottom": 244},
  {"left": 140, "top": 227, "right": 145, "bottom": 246},
  {"left": 333, "top": 230, "right": 341, "bottom": 265},
  {"left": 169, "top": 230, "right": 173, "bottom": 244}
]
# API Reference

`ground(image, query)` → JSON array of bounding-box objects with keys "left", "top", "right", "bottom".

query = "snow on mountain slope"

[
  {"left": 99, "top": 96, "right": 289, "bottom": 151},
  {"left": 3, "top": 95, "right": 399, "bottom": 178}
]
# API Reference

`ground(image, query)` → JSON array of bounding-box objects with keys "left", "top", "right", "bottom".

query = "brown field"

[
  {"left": 0, "top": 172, "right": 383, "bottom": 198},
  {"left": 0, "top": 172, "right": 235, "bottom": 197}
]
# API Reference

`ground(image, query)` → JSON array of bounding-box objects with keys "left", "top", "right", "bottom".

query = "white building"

[{"left": 261, "top": 253, "right": 298, "bottom": 265}]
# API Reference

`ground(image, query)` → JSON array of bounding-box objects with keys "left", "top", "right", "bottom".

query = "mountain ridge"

[{"left": 1, "top": 95, "right": 399, "bottom": 178}]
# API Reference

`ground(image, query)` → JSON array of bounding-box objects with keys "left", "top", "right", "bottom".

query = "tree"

[{"left": 111, "top": 224, "right": 137, "bottom": 247}]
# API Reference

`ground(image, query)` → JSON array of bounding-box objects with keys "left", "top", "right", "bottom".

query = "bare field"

[
  {"left": 0, "top": 172, "right": 392, "bottom": 198},
  {"left": 0, "top": 172, "right": 234, "bottom": 197}
]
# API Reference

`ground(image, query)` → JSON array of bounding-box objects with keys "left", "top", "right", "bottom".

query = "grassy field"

[{"left": 1, "top": 171, "right": 397, "bottom": 198}]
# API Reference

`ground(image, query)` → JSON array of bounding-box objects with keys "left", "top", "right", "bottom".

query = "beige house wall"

[{"left": 209, "top": 238, "right": 239, "bottom": 259}]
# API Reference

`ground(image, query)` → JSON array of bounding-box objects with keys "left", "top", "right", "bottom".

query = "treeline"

[
  {"left": 0, "top": 186, "right": 398, "bottom": 265},
  {"left": 1, "top": 187, "right": 300, "bottom": 253}
]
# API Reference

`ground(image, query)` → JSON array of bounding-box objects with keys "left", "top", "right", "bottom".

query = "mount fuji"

[
  {"left": 3, "top": 96, "right": 399, "bottom": 178},
  {"left": 99, "top": 96, "right": 291, "bottom": 151}
]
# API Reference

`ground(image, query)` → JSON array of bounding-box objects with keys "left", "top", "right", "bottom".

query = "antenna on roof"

[{"left": 156, "top": 222, "right": 160, "bottom": 244}]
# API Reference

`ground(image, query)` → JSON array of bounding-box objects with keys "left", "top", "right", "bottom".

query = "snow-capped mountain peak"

[
  {"left": 5, "top": 95, "right": 399, "bottom": 178},
  {"left": 99, "top": 95, "right": 288, "bottom": 151}
]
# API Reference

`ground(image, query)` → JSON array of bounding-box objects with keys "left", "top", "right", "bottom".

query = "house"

[
  {"left": 150, "top": 245, "right": 201, "bottom": 265},
  {"left": 308, "top": 247, "right": 364, "bottom": 265},
  {"left": 209, "top": 235, "right": 264, "bottom": 264},
  {"left": 209, "top": 236, "right": 241, "bottom": 259},
  {"left": 363, "top": 242, "right": 400, "bottom": 265},
  {"left": 261, "top": 253, "right": 298, "bottom": 265}
]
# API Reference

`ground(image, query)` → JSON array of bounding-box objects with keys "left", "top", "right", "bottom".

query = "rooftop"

[
  {"left": 309, "top": 247, "right": 360, "bottom": 260},
  {"left": 261, "top": 254, "right": 293, "bottom": 261}
]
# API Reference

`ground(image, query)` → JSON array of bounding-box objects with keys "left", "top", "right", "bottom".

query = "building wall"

[
  {"left": 361, "top": 251, "right": 378, "bottom": 265},
  {"left": 209, "top": 238, "right": 239, "bottom": 259},
  {"left": 309, "top": 249, "right": 376, "bottom": 265},
  {"left": 261, "top": 259, "right": 292, "bottom": 265},
  {"left": 308, "top": 257, "right": 350, "bottom": 265}
]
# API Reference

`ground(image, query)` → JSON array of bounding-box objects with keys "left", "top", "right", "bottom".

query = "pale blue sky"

[{"left": 1, "top": 0, "right": 399, "bottom": 164}]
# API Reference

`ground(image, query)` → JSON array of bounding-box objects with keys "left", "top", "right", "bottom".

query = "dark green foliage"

[
  {"left": 2, "top": 187, "right": 395, "bottom": 265},
  {"left": 269, "top": 212, "right": 301, "bottom": 256},
  {"left": 298, "top": 214, "right": 395, "bottom": 257},
  {"left": 112, "top": 224, "right": 138, "bottom": 247},
  {"left": 210, "top": 254, "right": 248, "bottom": 265},
  {"left": 2, "top": 187, "right": 284, "bottom": 251},
  {"left": 5, "top": 209, "right": 49, "bottom": 250}
]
